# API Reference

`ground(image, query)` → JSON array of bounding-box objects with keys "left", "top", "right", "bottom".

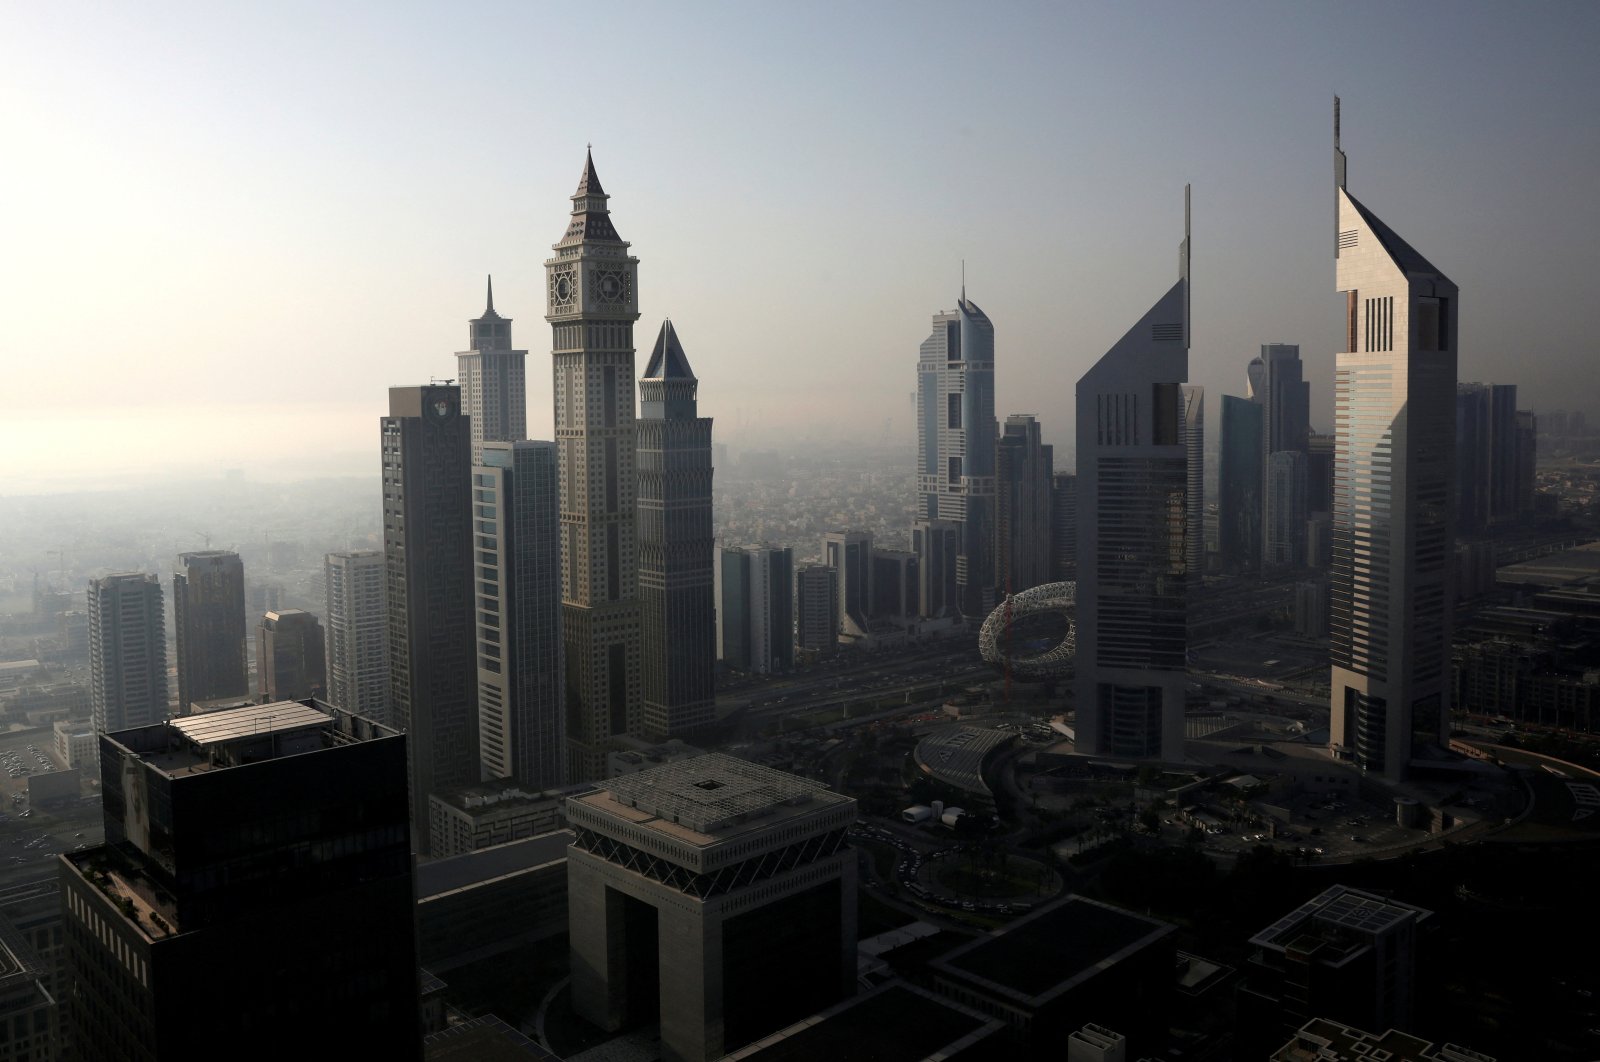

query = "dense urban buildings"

[
  {"left": 915, "top": 290, "right": 997, "bottom": 619},
  {"left": 545, "top": 150, "right": 644, "bottom": 782},
  {"left": 1218, "top": 395, "right": 1264, "bottom": 573},
  {"left": 795, "top": 563, "right": 839, "bottom": 655},
  {"left": 719, "top": 544, "right": 793, "bottom": 674},
  {"left": 323, "top": 549, "right": 388, "bottom": 725},
  {"left": 1328, "top": 104, "right": 1457, "bottom": 781},
  {"left": 171, "top": 550, "right": 247, "bottom": 714},
  {"left": 566, "top": 755, "right": 857, "bottom": 1061},
  {"left": 475, "top": 440, "right": 564, "bottom": 788},
  {"left": 382, "top": 383, "right": 477, "bottom": 850},
  {"left": 1074, "top": 188, "right": 1191, "bottom": 761},
  {"left": 87, "top": 572, "right": 168, "bottom": 735},
  {"left": 995, "top": 414, "right": 1054, "bottom": 595},
  {"left": 254, "top": 608, "right": 326, "bottom": 702},
  {"left": 455, "top": 276, "right": 527, "bottom": 467},
  {"left": 60, "top": 701, "right": 420, "bottom": 1060},
  {"left": 637, "top": 320, "right": 716, "bottom": 739}
]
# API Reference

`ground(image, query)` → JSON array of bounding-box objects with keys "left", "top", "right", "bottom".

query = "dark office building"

[
  {"left": 795, "top": 564, "right": 840, "bottom": 655},
  {"left": 1218, "top": 396, "right": 1264, "bottom": 573},
  {"left": 871, "top": 549, "right": 918, "bottom": 622},
  {"left": 823, "top": 530, "right": 873, "bottom": 636},
  {"left": 256, "top": 608, "right": 326, "bottom": 702},
  {"left": 719, "top": 545, "right": 793, "bottom": 674},
  {"left": 912, "top": 519, "right": 961, "bottom": 620},
  {"left": 637, "top": 321, "right": 717, "bottom": 739},
  {"left": 383, "top": 384, "right": 477, "bottom": 853},
  {"left": 60, "top": 701, "right": 420, "bottom": 1061},
  {"left": 172, "top": 550, "right": 247, "bottom": 714},
  {"left": 1307, "top": 432, "right": 1335, "bottom": 517},
  {"left": 996, "top": 415, "right": 1054, "bottom": 595},
  {"left": 1049, "top": 473, "right": 1077, "bottom": 582}
]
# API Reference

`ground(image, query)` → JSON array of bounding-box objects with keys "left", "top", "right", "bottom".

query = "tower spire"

[
  {"left": 961, "top": 259, "right": 966, "bottom": 303},
  {"left": 485, "top": 274, "right": 495, "bottom": 315}
]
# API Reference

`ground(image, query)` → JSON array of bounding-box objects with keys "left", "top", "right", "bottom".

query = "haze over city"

[{"left": 4, "top": 1, "right": 1597, "bottom": 493}]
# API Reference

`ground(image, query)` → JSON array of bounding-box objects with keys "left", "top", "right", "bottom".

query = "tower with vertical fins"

[
  {"left": 637, "top": 320, "right": 716, "bottom": 738},
  {"left": 544, "top": 150, "right": 643, "bottom": 782}
]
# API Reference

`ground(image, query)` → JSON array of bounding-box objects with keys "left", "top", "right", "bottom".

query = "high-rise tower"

[
  {"left": 88, "top": 572, "right": 168, "bottom": 735},
  {"left": 323, "top": 550, "right": 389, "bottom": 726},
  {"left": 1329, "top": 100, "right": 1457, "bottom": 781},
  {"left": 457, "top": 276, "right": 528, "bottom": 466},
  {"left": 1075, "top": 188, "right": 1191, "bottom": 762},
  {"left": 1180, "top": 385, "right": 1206, "bottom": 579},
  {"left": 256, "top": 608, "right": 326, "bottom": 702},
  {"left": 995, "top": 414, "right": 1054, "bottom": 596},
  {"left": 382, "top": 383, "right": 477, "bottom": 850},
  {"left": 172, "top": 550, "right": 247, "bottom": 714},
  {"left": 1257, "top": 344, "right": 1311, "bottom": 570},
  {"left": 637, "top": 320, "right": 716, "bottom": 739},
  {"left": 544, "top": 150, "right": 643, "bottom": 782},
  {"left": 915, "top": 290, "right": 997, "bottom": 619}
]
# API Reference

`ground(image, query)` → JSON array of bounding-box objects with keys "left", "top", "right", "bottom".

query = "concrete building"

[
  {"left": 87, "top": 573, "right": 168, "bottom": 735},
  {"left": 172, "top": 550, "right": 247, "bottom": 714},
  {"left": 1074, "top": 188, "right": 1191, "bottom": 761},
  {"left": 1068, "top": 1024, "right": 1128, "bottom": 1062},
  {"left": 1050, "top": 472, "right": 1077, "bottom": 582},
  {"left": 637, "top": 320, "right": 717, "bottom": 739},
  {"left": 0, "top": 920, "right": 55, "bottom": 1062},
  {"left": 566, "top": 754, "right": 857, "bottom": 1061},
  {"left": 1328, "top": 100, "right": 1457, "bottom": 780},
  {"left": 996, "top": 414, "right": 1054, "bottom": 596},
  {"left": 416, "top": 831, "right": 572, "bottom": 973},
  {"left": 456, "top": 276, "right": 527, "bottom": 467},
  {"left": 723, "top": 980, "right": 1005, "bottom": 1062},
  {"left": 60, "top": 701, "right": 419, "bottom": 1060},
  {"left": 323, "top": 550, "right": 388, "bottom": 726},
  {"left": 255, "top": 608, "right": 325, "bottom": 702},
  {"left": 916, "top": 290, "right": 997, "bottom": 619},
  {"left": 720, "top": 545, "right": 793, "bottom": 674},
  {"left": 428, "top": 783, "right": 567, "bottom": 859},
  {"left": 1265, "top": 450, "right": 1309, "bottom": 568},
  {"left": 475, "top": 440, "right": 564, "bottom": 788},
  {"left": 383, "top": 383, "right": 478, "bottom": 850},
  {"left": 823, "top": 530, "right": 874, "bottom": 638},
  {"left": 795, "top": 564, "right": 840, "bottom": 656},
  {"left": 1218, "top": 396, "right": 1264, "bottom": 574},
  {"left": 53, "top": 720, "right": 98, "bottom": 771},
  {"left": 1271, "top": 1017, "right": 1496, "bottom": 1062},
  {"left": 1238, "top": 885, "right": 1432, "bottom": 1058},
  {"left": 544, "top": 150, "right": 643, "bottom": 783},
  {"left": 1181, "top": 385, "right": 1205, "bottom": 580},
  {"left": 912, "top": 518, "right": 961, "bottom": 620}
]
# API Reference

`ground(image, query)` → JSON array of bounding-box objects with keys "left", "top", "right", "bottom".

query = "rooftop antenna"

[
  {"left": 960, "top": 259, "right": 966, "bottom": 302},
  {"left": 1334, "top": 95, "right": 1348, "bottom": 257}
]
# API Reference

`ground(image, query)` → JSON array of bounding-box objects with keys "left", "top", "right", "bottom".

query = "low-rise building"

[
  {"left": 427, "top": 784, "right": 567, "bottom": 860},
  {"left": 1271, "top": 1017, "right": 1495, "bottom": 1062},
  {"left": 52, "top": 721, "right": 97, "bottom": 771}
]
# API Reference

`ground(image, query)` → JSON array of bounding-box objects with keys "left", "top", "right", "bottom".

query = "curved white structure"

[{"left": 978, "top": 581, "right": 1077, "bottom": 682}]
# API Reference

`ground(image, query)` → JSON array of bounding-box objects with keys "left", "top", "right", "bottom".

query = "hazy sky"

[{"left": 3, "top": 1, "right": 1597, "bottom": 493}]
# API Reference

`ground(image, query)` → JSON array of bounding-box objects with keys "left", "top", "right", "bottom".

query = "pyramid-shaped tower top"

[
  {"left": 478, "top": 275, "right": 504, "bottom": 320},
  {"left": 468, "top": 274, "right": 512, "bottom": 351},
  {"left": 577, "top": 146, "right": 605, "bottom": 196},
  {"left": 558, "top": 147, "right": 623, "bottom": 245},
  {"left": 643, "top": 319, "right": 697, "bottom": 380}
]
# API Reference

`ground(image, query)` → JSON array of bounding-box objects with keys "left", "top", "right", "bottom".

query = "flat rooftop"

[
  {"left": 169, "top": 701, "right": 332, "bottom": 745},
  {"left": 587, "top": 753, "right": 849, "bottom": 836},
  {"left": 1274, "top": 1017, "right": 1496, "bottom": 1062},
  {"left": 723, "top": 981, "right": 1003, "bottom": 1062},
  {"left": 934, "top": 894, "right": 1173, "bottom": 1002},
  {"left": 416, "top": 831, "right": 573, "bottom": 900},
  {"left": 113, "top": 700, "right": 395, "bottom": 779},
  {"left": 1252, "top": 885, "right": 1432, "bottom": 952}
]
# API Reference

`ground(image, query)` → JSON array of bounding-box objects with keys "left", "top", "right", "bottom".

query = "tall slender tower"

[
  {"left": 1180, "top": 386, "right": 1206, "bottom": 580},
  {"left": 88, "top": 572, "right": 168, "bottom": 735},
  {"left": 324, "top": 550, "right": 389, "bottom": 726},
  {"left": 1075, "top": 187, "right": 1191, "bottom": 762},
  {"left": 172, "top": 550, "right": 247, "bottom": 714},
  {"left": 637, "top": 320, "right": 716, "bottom": 739},
  {"left": 915, "top": 290, "right": 997, "bottom": 619},
  {"left": 544, "top": 150, "right": 643, "bottom": 782},
  {"left": 457, "top": 276, "right": 528, "bottom": 466},
  {"left": 1329, "top": 100, "right": 1456, "bottom": 781},
  {"left": 995, "top": 414, "right": 1053, "bottom": 595}
]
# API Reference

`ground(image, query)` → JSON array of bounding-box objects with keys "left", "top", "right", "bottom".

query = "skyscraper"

[
  {"left": 256, "top": 608, "right": 326, "bottom": 702},
  {"left": 382, "top": 383, "right": 477, "bottom": 850},
  {"left": 172, "top": 550, "right": 247, "bottom": 714},
  {"left": 1218, "top": 396, "right": 1264, "bottom": 573},
  {"left": 1455, "top": 382, "right": 1520, "bottom": 531},
  {"left": 1329, "top": 100, "right": 1457, "bottom": 781},
  {"left": 719, "top": 545, "right": 794, "bottom": 675},
  {"left": 637, "top": 320, "right": 716, "bottom": 740},
  {"left": 544, "top": 150, "right": 643, "bottom": 783},
  {"left": 87, "top": 573, "right": 168, "bottom": 735},
  {"left": 475, "top": 440, "right": 564, "bottom": 789},
  {"left": 323, "top": 550, "right": 388, "bottom": 726},
  {"left": 61, "top": 701, "right": 420, "bottom": 1060},
  {"left": 1265, "top": 451, "right": 1309, "bottom": 568},
  {"left": 795, "top": 564, "right": 839, "bottom": 655},
  {"left": 915, "top": 291, "right": 997, "bottom": 619},
  {"left": 995, "top": 414, "right": 1054, "bottom": 595},
  {"left": 1257, "top": 344, "right": 1311, "bottom": 570},
  {"left": 911, "top": 519, "right": 961, "bottom": 619},
  {"left": 456, "top": 276, "right": 527, "bottom": 467},
  {"left": 1181, "top": 385, "right": 1206, "bottom": 579},
  {"left": 1050, "top": 472, "right": 1078, "bottom": 582},
  {"left": 823, "top": 530, "right": 874, "bottom": 637},
  {"left": 1075, "top": 187, "right": 1190, "bottom": 762}
]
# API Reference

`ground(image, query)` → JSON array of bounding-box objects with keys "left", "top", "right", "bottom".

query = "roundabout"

[{"left": 977, "top": 581, "right": 1077, "bottom": 682}]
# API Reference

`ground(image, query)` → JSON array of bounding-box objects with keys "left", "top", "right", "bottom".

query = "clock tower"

[{"left": 545, "top": 149, "right": 643, "bottom": 782}]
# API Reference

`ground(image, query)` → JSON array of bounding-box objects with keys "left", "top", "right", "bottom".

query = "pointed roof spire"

[
  {"left": 576, "top": 144, "right": 605, "bottom": 197},
  {"left": 961, "top": 259, "right": 966, "bottom": 303},
  {"left": 642, "top": 319, "right": 697, "bottom": 380},
  {"left": 485, "top": 274, "right": 496, "bottom": 314}
]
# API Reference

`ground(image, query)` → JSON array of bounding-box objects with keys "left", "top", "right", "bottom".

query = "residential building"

[
  {"left": 383, "top": 383, "right": 477, "bottom": 850},
  {"left": 1074, "top": 188, "right": 1190, "bottom": 761},
  {"left": 567, "top": 755, "right": 857, "bottom": 1061},
  {"left": 637, "top": 320, "right": 716, "bottom": 739},
  {"left": 456, "top": 276, "right": 527, "bottom": 467},
  {"left": 1328, "top": 100, "right": 1457, "bottom": 780},
  {"left": 475, "top": 440, "right": 564, "bottom": 789},
  {"left": 53, "top": 720, "right": 98, "bottom": 771},
  {"left": 324, "top": 550, "right": 388, "bottom": 726},
  {"left": 996, "top": 414, "right": 1054, "bottom": 595},
  {"left": 719, "top": 545, "right": 793, "bottom": 674},
  {"left": 1218, "top": 396, "right": 1264, "bottom": 573},
  {"left": 87, "top": 573, "right": 168, "bottom": 735},
  {"left": 916, "top": 290, "right": 997, "bottom": 618},
  {"left": 544, "top": 150, "right": 643, "bottom": 783},
  {"left": 795, "top": 564, "right": 839, "bottom": 656},
  {"left": 172, "top": 550, "right": 247, "bottom": 714},
  {"left": 60, "top": 701, "right": 420, "bottom": 1060},
  {"left": 255, "top": 608, "right": 326, "bottom": 702}
]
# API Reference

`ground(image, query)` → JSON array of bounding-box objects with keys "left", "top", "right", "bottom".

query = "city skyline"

[{"left": 4, "top": 4, "right": 1598, "bottom": 494}]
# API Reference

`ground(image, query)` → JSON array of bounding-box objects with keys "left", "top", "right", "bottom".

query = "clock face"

[
  {"left": 592, "top": 268, "right": 629, "bottom": 304},
  {"left": 550, "top": 267, "right": 578, "bottom": 308}
]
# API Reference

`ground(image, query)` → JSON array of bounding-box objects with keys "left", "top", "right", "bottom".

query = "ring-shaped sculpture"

[{"left": 978, "top": 581, "right": 1077, "bottom": 682}]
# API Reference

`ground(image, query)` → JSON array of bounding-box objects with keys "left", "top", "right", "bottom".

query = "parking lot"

[{"left": 0, "top": 727, "right": 102, "bottom": 885}]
